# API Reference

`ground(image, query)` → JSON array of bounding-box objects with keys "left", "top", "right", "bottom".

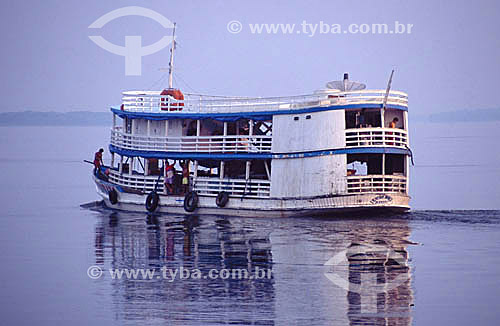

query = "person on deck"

[
  {"left": 356, "top": 109, "right": 367, "bottom": 128},
  {"left": 164, "top": 160, "right": 176, "bottom": 195},
  {"left": 93, "top": 148, "right": 104, "bottom": 175},
  {"left": 387, "top": 118, "right": 399, "bottom": 145},
  {"left": 181, "top": 161, "right": 190, "bottom": 194},
  {"left": 389, "top": 117, "right": 399, "bottom": 128}
]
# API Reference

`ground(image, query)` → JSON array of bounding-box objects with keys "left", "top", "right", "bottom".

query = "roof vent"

[{"left": 326, "top": 73, "right": 366, "bottom": 91}]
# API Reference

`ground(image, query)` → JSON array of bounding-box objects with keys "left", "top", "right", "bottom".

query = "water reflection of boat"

[
  {"left": 93, "top": 211, "right": 276, "bottom": 325},
  {"left": 345, "top": 238, "right": 413, "bottom": 326},
  {"left": 91, "top": 210, "right": 414, "bottom": 325},
  {"left": 271, "top": 217, "right": 414, "bottom": 325}
]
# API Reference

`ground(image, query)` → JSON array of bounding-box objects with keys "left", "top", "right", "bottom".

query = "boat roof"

[{"left": 113, "top": 89, "right": 408, "bottom": 121}]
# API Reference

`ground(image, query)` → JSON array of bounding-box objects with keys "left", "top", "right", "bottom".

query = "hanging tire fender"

[
  {"left": 146, "top": 191, "right": 160, "bottom": 213},
  {"left": 108, "top": 189, "right": 118, "bottom": 205},
  {"left": 184, "top": 191, "right": 199, "bottom": 212},
  {"left": 216, "top": 191, "right": 229, "bottom": 208}
]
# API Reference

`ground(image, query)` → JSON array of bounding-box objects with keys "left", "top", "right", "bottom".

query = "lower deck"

[{"left": 95, "top": 175, "right": 410, "bottom": 217}]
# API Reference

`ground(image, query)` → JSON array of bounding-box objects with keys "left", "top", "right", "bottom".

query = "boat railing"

[
  {"left": 346, "top": 175, "right": 407, "bottom": 194},
  {"left": 193, "top": 177, "right": 271, "bottom": 198},
  {"left": 108, "top": 169, "right": 271, "bottom": 198},
  {"left": 345, "top": 128, "right": 408, "bottom": 148},
  {"left": 108, "top": 169, "right": 165, "bottom": 193},
  {"left": 120, "top": 90, "right": 408, "bottom": 113},
  {"left": 110, "top": 128, "right": 273, "bottom": 153}
]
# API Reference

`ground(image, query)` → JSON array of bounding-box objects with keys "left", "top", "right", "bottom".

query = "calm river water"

[{"left": 0, "top": 126, "right": 499, "bottom": 325}]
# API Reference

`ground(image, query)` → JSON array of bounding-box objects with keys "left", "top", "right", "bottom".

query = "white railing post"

[
  {"left": 196, "top": 120, "right": 201, "bottom": 151},
  {"left": 193, "top": 160, "right": 198, "bottom": 189}
]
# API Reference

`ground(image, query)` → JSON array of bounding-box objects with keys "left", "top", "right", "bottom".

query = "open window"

[
  {"left": 383, "top": 109, "right": 405, "bottom": 129},
  {"left": 347, "top": 154, "right": 406, "bottom": 176},
  {"left": 345, "top": 108, "right": 382, "bottom": 129}
]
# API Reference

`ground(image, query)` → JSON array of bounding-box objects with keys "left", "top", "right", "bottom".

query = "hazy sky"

[{"left": 1, "top": 0, "right": 499, "bottom": 115}]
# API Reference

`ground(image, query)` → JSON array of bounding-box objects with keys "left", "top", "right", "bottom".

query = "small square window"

[{"left": 294, "top": 116, "right": 299, "bottom": 121}]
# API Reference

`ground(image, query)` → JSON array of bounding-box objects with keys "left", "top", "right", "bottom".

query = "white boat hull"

[{"left": 95, "top": 177, "right": 409, "bottom": 217}]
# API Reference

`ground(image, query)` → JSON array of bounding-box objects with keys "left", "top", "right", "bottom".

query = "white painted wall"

[
  {"left": 132, "top": 119, "right": 184, "bottom": 136},
  {"left": 167, "top": 119, "right": 183, "bottom": 137},
  {"left": 270, "top": 110, "right": 347, "bottom": 198},
  {"left": 270, "top": 154, "right": 347, "bottom": 198},
  {"left": 149, "top": 120, "right": 166, "bottom": 137},
  {"left": 134, "top": 119, "right": 147, "bottom": 135},
  {"left": 272, "top": 110, "right": 345, "bottom": 153}
]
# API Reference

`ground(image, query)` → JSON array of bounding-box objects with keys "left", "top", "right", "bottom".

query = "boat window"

[
  {"left": 306, "top": 115, "right": 311, "bottom": 120},
  {"left": 345, "top": 109, "right": 381, "bottom": 128},
  {"left": 384, "top": 154, "right": 405, "bottom": 175},
  {"left": 384, "top": 109, "right": 405, "bottom": 129},
  {"left": 347, "top": 153, "right": 405, "bottom": 176},
  {"left": 293, "top": 116, "right": 299, "bottom": 121}
]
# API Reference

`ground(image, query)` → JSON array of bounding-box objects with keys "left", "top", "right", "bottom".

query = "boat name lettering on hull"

[{"left": 370, "top": 194, "right": 393, "bottom": 205}]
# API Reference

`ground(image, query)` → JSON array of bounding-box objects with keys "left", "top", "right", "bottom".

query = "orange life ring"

[{"left": 160, "top": 89, "right": 184, "bottom": 111}]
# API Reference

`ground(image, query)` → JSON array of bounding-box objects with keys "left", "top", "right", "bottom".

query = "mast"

[
  {"left": 168, "top": 23, "right": 177, "bottom": 89},
  {"left": 382, "top": 70, "right": 394, "bottom": 110},
  {"left": 382, "top": 69, "right": 394, "bottom": 127}
]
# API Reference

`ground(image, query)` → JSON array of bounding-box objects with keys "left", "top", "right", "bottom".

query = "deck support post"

[
  {"left": 220, "top": 161, "right": 225, "bottom": 179},
  {"left": 119, "top": 155, "right": 123, "bottom": 174},
  {"left": 196, "top": 120, "right": 201, "bottom": 151},
  {"left": 129, "top": 157, "right": 134, "bottom": 176},
  {"left": 403, "top": 111, "right": 410, "bottom": 133},
  {"left": 245, "top": 161, "right": 251, "bottom": 180},
  {"left": 245, "top": 161, "right": 251, "bottom": 194},
  {"left": 382, "top": 154, "right": 386, "bottom": 192},
  {"left": 264, "top": 160, "right": 271, "bottom": 180},
  {"left": 193, "top": 160, "right": 198, "bottom": 188},
  {"left": 219, "top": 161, "right": 225, "bottom": 192},
  {"left": 111, "top": 153, "right": 115, "bottom": 168},
  {"left": 407, "top": 156, "right": 410, "bottom": 194},
  {"left": 382, "top": 153, "right": 386, "bottom": 176},
  {"left": 223, "top": 122, "right": 227, "bottom": 152}
]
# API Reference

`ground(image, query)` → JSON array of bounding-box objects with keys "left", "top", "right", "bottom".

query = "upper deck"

[
  {"left": 106, "top": 87, "right": 411, "bottom": 200},
  {"left": 118, "top": 89, "right": 408, "bottom": 115}
]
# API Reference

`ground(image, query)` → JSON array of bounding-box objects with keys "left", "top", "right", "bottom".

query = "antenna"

[{"left": 168, "top": 22, "right": 177, "bottom": 89}]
